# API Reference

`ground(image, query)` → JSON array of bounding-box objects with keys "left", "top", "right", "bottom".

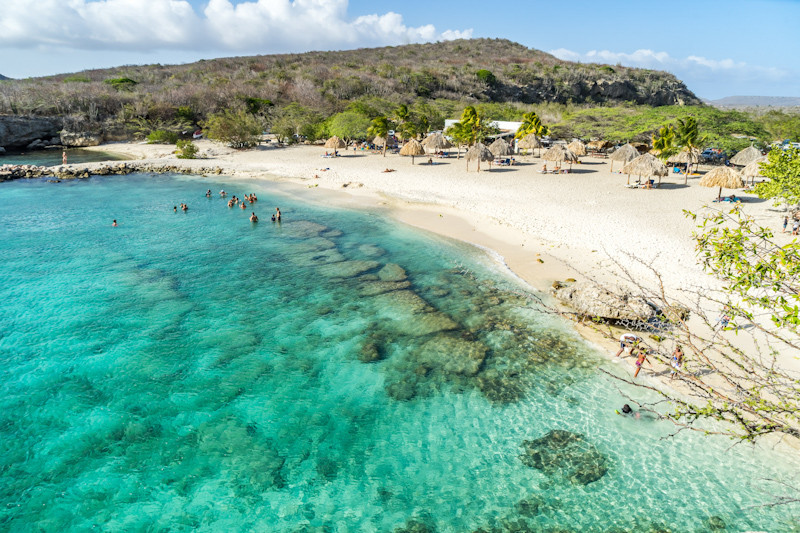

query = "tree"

[
  {"left": 444, "top": 121, "right": 470, "bottom": 159},
  {"left": 393, "top": 104, "right": 412, "bottom": 141},
  {"left": 754, "top": 147, "right": 800, "bottom": 207},
  {"left": 328, "top": 111, "right": 371, "bottom": 144},
  {"left": 176, "top": 139, "right": 198, "bottom": 159},
  {"left": 203, "top": 110, "right": 261, "bottom": 149},
  {"left": 367, "top": 115, "right": 392, "bottom": 157},
  {"left": 675, "top": 117, "right": 706, "bottom": 183},
  {"left": 271, "top": 103, "right": 321, "bottom": 144},
  {"left": 515, "top": 112, "right": 550, "bottom": 156},
  {"left": 651, "top": 124, "right": 678, "bottom": 162}
]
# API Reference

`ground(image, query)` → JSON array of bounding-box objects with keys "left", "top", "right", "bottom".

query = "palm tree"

[
  {"left": 652, "top": 125, "right": 678, "bottom": 163},
  {"left": 393, "top": 104, "right": 411, "bottom": 142},
  {"left": 676, "top": 117, "right": 706, "bottom": 184},
  {"left": 515, "top": 112, "right": 549, "bottom": 156},
  {"left": 445, "top": 121, "right": 470, "bottom": 159},
  {"left": 368, "top": 116, "right": 392, "bottom": 157}
]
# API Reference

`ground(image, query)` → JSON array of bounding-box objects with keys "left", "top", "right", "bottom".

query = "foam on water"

[{"left": 1, "top": 173, "right": 798, "bottom": 532}]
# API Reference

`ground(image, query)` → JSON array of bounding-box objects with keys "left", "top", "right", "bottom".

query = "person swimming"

[
  {"left": 250, "top": 212, "right": 258, "bottom": 222},
  {"left": 271, "top": 214, "right": 276, "bottom": 222},
  {"left": 112, "top": 219, "right": 117, "bottom": 227},
  {"left": 206, "top": 189, "right": 212, "bottom": 197},
  {"left": 275, "top": 207, "right": 281, "bottom": 221}
]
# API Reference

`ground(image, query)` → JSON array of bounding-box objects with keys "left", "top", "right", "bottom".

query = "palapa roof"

[
  {"left": 567, "top": 140, "right": 587, "bottom": 156},
  {"left": 324, "top": 135, "right": 346, "bottom": 149},
  {"left": 699, "top": 167, "right": 744, "bottom": 189},
  {"left": 609, "top": 143, "right": 640, "bottom": 162},
  {"left": 667, "top": 148, "right": 701, "bottom": 164},
  {"left": 542, "top": 144, "right": 579, "bottom": 163},
  {"left": 730, "top": 145, "right": 763, "bottom": 166},
  {"left": 465, "top": 142, "right": 494, "bottom": 162},
  {"left": 517, "top": 133, "right": 541, "bottom": 149},
  {"left": 372, "top": 136, "right": 386, "bottom": 147},
  {"left": 587, "top": 140, "right": 613, "bottom": 151},
  {"left": 399, "top": 139, "right": 425, "bottom": 156},
  {"left": 742, "top": 156, "right": 768, "bottom": 178},
  {"left": 620, "top": 153, "right": 668, "bottom": 177},
  {"left": 631, "top": 142, "right": 650, "bottom": 153},
  {"left": 488, "top": 138, "right": 511, "bottom": 157},
  {"left": 421, "top": 132, "right": 451, "bottom": 151}
]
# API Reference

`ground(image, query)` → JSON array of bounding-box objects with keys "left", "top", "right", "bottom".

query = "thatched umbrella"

[
  {"left": 465, "top": 143, "right": 494, "bottom": 171},
  {"left": 631, "top": 142, "right": 650, "bottom": 153},
  {"left": 324, "top": 135, "right": 346, "bottom": 153},
  {"left": 399, "top": 139, "right": 425, "bottom": 165},
  {"left": 730, "top": 145, "right": 763, "bottom": 167},
  {"left": 542, "top": 144, "right": 579, "bottom": 171},
  {"left": 620, "top": 153, "right": 668, "bottom": 186},
  {"left": 489, "top": 138, "right": 511, "bottom": 158},
  {"left": 372, "top": 135, "right": 386, "bottom": 147},
  {"left": 699, "top": 167, "right": 744, "bottom": 200},
  {"left": 567, "top": 140, "right": 587, "bottom": 156},
  {"left": 609, "top": 143, "right": 640, "bottom": 172},
  {"left": 742, "top": 155, "right": 768, "bottom": 185},
  {"left": 518, "top": 133, "right": 541, "bottom": 156},
  {"left": 587, "top": 140, "right": 613, "bottom": 153},
  {"left": 421, "top": 132, "right": 451, "bottom": 154},
  {"left": 667, "top": 148, "right": 701, "bottom": 184}
]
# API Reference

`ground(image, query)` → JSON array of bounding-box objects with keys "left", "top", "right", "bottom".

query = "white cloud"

[
  {"left": 549, "top": 48, "right": 787, "bottom": 83},
  {"left": 0, "top": 0, "right": 471, "bottom": 52}
]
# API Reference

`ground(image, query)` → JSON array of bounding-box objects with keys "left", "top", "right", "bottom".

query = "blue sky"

[{"left": 1, "top": 0, "right": 798, "bottom": 99}]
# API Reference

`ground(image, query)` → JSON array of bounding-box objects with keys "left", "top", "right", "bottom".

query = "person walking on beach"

[
  {"left": 784, "top": 216, "right": 789, "bottom": 233},
  {"left": 615, "top": 333, "right": 641, "bottom": 357},
  {"left": 633, "top": 348, "right": 650, "bottom": 378},
  {"left": 670, "top": 345, "right": 684, "bottom": 380}
]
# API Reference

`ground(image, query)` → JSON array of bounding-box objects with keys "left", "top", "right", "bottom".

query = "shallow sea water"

[{"left": 1, "top": 173, "right": 798, "bottom": 532}]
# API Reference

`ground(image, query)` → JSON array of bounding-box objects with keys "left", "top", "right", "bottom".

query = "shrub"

[
  {"left": 475, "top": 69, "right": 497, "bottom": 86},
  {"left": 203, "top": 110, "right": 261, "bottom": 149},
  {"left": 176, "top": 140, "right": 198, "bottom": 159},
  {"left": 63, "top": 75, "right": 91, "bottom": 83},
  {"left": 147, "top": 130, "right": 179, "bottom": 144},
  {"left": 104, "top": 77, "right": 138, "bottom": 91}
]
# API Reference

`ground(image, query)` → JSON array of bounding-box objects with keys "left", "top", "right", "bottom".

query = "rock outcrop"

[
  {"left": 0, "top": 115, "right": 63, "bottom": 150},
  {"left": 60, "top": 131, "right": 103, "bottom": 147},
  {"left": 520, "top": 430, "right": 609, "bottom": 485},
  {"left": 552, "top": 280, "right": 655, "bottom": 322}
]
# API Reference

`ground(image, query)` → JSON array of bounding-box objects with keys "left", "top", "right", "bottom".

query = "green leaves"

[{"left": 754, "top": 147, "right": 800, "bottom": 205}]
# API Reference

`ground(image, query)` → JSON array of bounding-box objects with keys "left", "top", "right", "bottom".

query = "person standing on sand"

[
  {"left": 633, "top": 348, "right": 650, "bottom": 378},
  {"left": 615, "top": 333, "right": 641, "bottom": 357},
  {"left": 784, "top": 216, "right": 789, "bottom": 233},
  {"left": 670, "top": 345, "right": 684, "bottom": 380}
]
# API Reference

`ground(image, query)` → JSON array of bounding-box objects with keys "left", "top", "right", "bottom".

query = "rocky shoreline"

[{"left": 0, "top": 161, "right": 225, "bottom": 182}]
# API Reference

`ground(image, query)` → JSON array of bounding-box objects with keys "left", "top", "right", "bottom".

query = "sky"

[{"left": 0, "top": 0, "right": 798, "bottom": 99}]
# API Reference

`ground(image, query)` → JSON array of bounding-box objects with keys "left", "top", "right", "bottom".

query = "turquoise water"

[
  {"left": 1, "top": 148, "right": 127, "bottom": 167},
  {"left": 0, "top": 173, "right": 798, "bottom": 532}
]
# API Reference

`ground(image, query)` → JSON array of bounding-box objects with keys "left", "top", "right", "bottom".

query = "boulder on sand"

[{"left": 551, "top": 280, "right": 655, "bottom": 321}]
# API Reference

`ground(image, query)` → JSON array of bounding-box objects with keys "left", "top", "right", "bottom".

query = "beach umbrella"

[
  {"left": 518, "top": 133, "right": 541, "bottom": 156},
  {"left": 667, "top": 148, "right": 701, "bottom": 184},
  {"left": 567, "top": 140, "right": 587, "bottom": 156},
  {"left": 587, "top": 140, "right": 613, "bottom": 153},
  {"left": 742, "top": 156, "right": 768, "bottom": 185},
  {"left": 372, "top": 135, "right": 386, "bottom": 147},
  {"left": 541, "top": 144, "right": 579, "bottom": 171},
  {"left": 699, "top": 167, "right": 744, "bottom": 200},
  {"left": 324, "top": 136, "right": 346, "bottom": 153},
  {"left": 609, "top": 143, "right": 639, "bottom": 172},
  {"left": 399, "top": 139, "right": 425, "bottom": 164},
  {"left": 631, "top": 142, "right": 650, "bottom": 153},
  {"left": 421, "top": 132, "right": 452, "bottom": 154},
  {"left": 465, "top": 142, "right": 494, "bottom": 171},
  {"left": 620, "top": 153, "right": 668, "bottom": 186},
  {"left": 730, "top": 145, "right": 763, "bottom": 167},
  {"left": 489, "top": 138, "right": 511, "bottom": 158}
]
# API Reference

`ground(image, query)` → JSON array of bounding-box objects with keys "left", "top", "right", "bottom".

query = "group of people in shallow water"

[{"left": 205, "top": 189, "right": 281, "bottom": 223}]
